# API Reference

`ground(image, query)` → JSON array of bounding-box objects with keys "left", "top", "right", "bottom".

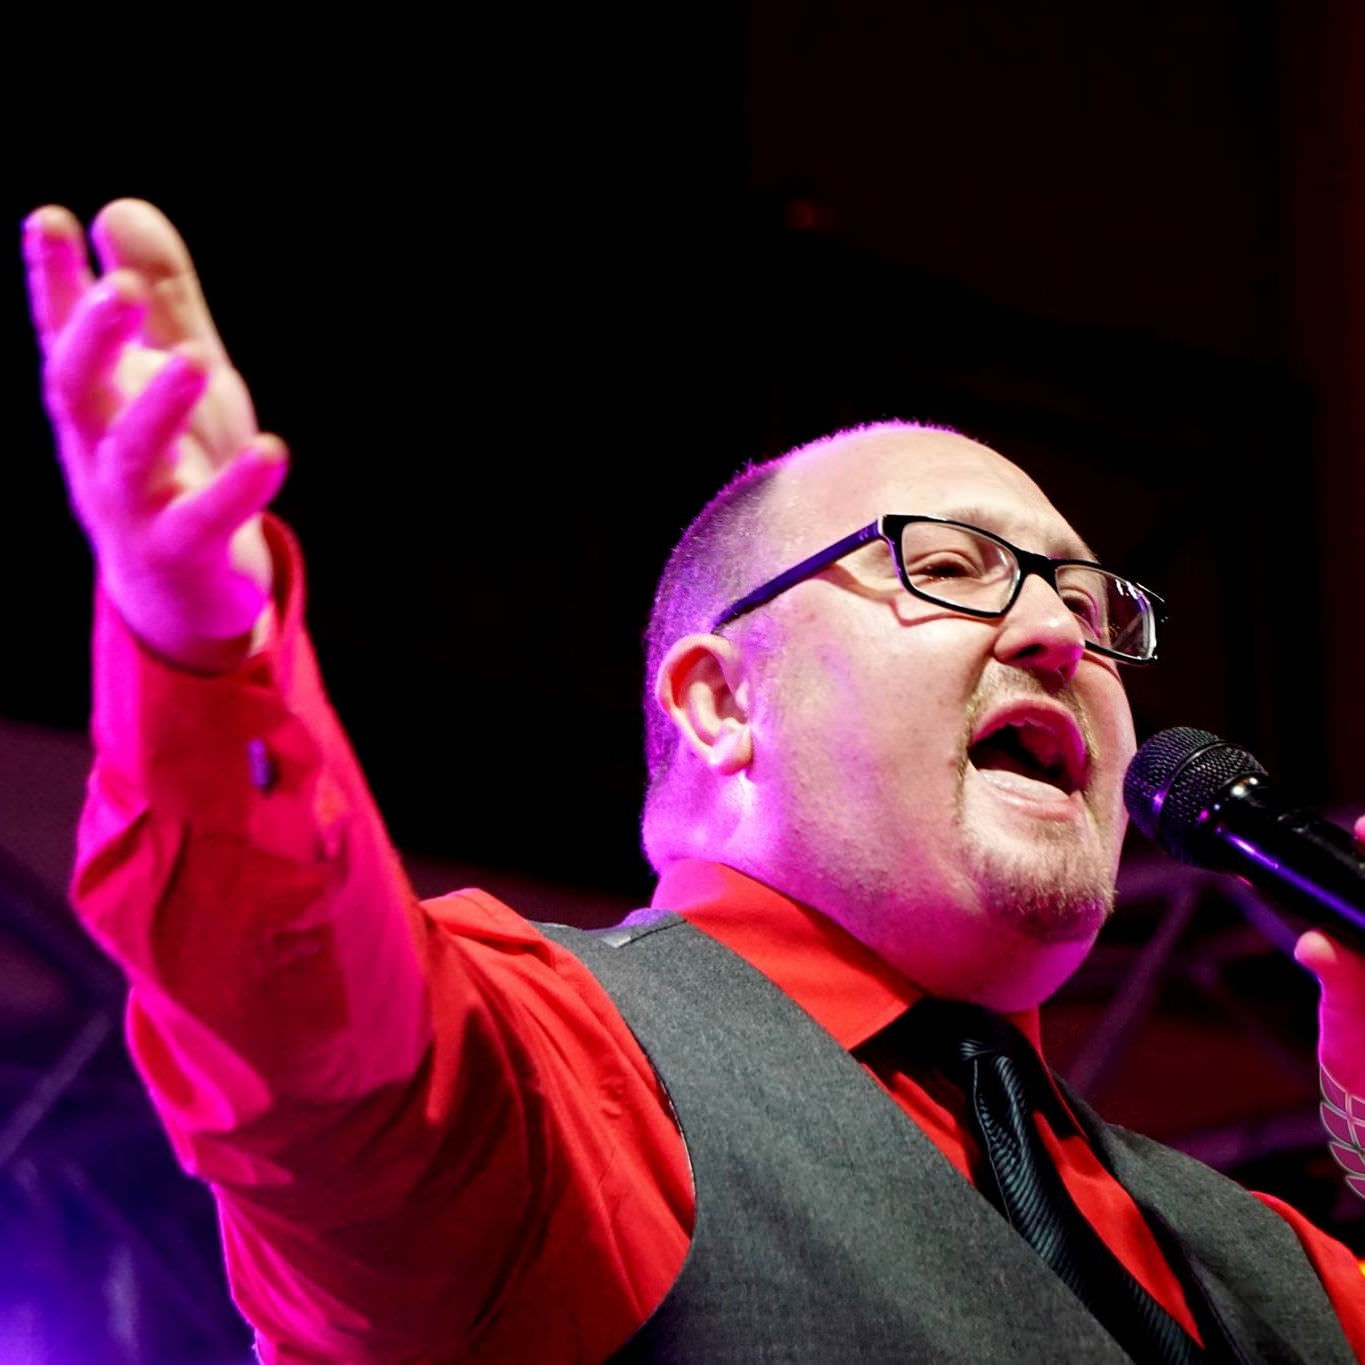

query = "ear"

[{"left": 653, "top": 633, "right": 753, "bottom": 775}]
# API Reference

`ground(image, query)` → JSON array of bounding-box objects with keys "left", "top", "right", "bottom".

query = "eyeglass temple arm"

[{"left": 710, "top": 523, "right": 884, "bottom": 631}]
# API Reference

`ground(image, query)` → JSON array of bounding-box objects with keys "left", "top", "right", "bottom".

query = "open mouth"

[{"left": 967, "top": 707, "right": 1087, "bottom": 797}]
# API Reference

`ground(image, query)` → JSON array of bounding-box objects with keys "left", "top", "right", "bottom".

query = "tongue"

[{"left": 969, "top": 734, "right": 1061, "bottom": 790}]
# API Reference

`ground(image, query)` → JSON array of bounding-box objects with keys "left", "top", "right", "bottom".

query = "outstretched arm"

[
  {"left": 22, "top": 202, "right": 688, "bottom": 1361},
  {"left": 23, "top": 203, "right": 440, "bottom": 1353}
]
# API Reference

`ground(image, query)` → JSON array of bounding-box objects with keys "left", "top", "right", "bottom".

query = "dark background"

[
  {"left": 7, "top": 3, "right": 1365, "bottom": 897},
  {"left": 4, "top": 5, "right": 1365, "bottom": 1357}
]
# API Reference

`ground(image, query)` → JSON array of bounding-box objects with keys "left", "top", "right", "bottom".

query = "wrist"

[
  {"left": 147, "top": 606, "right": 274, "bottom": 675},
  {"left": 98, "top": 533, "right": 279, "bottom": 676},
  {"left": 110, "top": 602, "right": 273, "bottom": 677}
]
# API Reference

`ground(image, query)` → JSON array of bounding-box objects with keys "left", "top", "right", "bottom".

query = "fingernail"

[
  {"left": 20, "top": 211, "right": 57, "bottom": 257},
  {"left": 21, "top": 207, "right": 59, "bottom": 238}
]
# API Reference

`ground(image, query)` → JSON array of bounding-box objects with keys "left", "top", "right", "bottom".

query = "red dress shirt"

[{"left": 70, "top": 522, "right": 1365, "bottom": 1363}]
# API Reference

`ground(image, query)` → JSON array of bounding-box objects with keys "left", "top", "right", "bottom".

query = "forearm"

[
  {"left": 72, "top": 518, "right": 430, "bottom": 1183},
  {"left": 69, "top": 525, "right": 579, "bottom": 1358}
]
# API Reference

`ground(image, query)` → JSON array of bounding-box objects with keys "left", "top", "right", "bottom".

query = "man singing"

[{"left": 23, "top": 199, "right": 1365, "bottom": 1362}]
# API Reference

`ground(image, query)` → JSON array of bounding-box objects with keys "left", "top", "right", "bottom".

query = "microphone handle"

[{"left": 1205, "top": 776, "right": 1365, "bottom": 954}]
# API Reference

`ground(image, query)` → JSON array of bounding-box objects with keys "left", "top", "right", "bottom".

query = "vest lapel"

[
  {"left": 1062, "top": 1082, "right": 1355, "bottom": 1365},
  {"left": 548, "top": 918, "right": 1134, "bottom": 1362}
]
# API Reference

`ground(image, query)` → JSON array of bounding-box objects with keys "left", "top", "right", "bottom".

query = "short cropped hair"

[
  {"left": 642, "top": 454, "right": 790, "bottom": 800},
  {"left": 641, "top": 420, "right": 959, "bottom": 856}
]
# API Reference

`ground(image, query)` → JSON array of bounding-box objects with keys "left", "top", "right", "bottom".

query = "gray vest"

[{"left": 541, "top": 914, "right": 1356, "bottom": 1364}]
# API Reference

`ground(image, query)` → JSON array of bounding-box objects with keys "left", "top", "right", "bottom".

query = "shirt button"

[{"left": 247, "top": 739, "right": 278, "bottom": 793}]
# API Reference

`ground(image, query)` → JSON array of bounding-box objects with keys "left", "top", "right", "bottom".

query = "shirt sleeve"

[{"left": 70, "top": 519, "right": 689, "bottom": 1363}]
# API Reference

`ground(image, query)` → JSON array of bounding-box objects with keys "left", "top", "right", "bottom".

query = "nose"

[{"left": 992, "top": 574, "right": 1086, "bottom": 683}]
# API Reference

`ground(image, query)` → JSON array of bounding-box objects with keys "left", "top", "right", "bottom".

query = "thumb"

[{"left": 1296, "top": 929, "right": 1365, "bottom": 1091}]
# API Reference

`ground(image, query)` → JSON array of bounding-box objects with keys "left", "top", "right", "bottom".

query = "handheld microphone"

[{"left": 1123, "top": 727, "right": 1365, "bottom": 954}]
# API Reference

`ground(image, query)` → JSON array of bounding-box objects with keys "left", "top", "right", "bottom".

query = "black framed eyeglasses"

[{"left": 710, "top": 514, "right": 1167, "bottom": 665}]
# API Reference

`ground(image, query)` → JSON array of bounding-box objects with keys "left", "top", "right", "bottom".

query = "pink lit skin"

[
  {"left": 1298, "top": 823, "right": 1365, "bottom": 1102},
  {"left": 22, "top": 201, "right": 286, "bottom": 676},
  {"left": 651, "top": 428, "right": 1136, "bottom": 1011}
]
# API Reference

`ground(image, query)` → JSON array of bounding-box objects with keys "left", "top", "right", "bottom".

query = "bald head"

[
  {"left": 641, "top": 421, "right": 979, "bottom": 863},
  {"left": 640, "top": 421, "right": 1137, "bottom": 1008},
  {"left": 767, "top": 424, "right": 1092, "bottom": 565}
]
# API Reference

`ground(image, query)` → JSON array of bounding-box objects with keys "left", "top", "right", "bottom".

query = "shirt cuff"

[{"left": 87, "top": 516, "right": 333, "bottom": 860}]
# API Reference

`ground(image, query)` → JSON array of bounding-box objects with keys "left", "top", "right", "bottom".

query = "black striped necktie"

[{"left": 904, "top": 998, "right": 1207, "bottom": 1365}]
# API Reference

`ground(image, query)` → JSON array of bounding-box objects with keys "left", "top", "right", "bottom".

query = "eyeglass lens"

[{"left": 897, "top": 522, "right": 1154, "bottom": 659}]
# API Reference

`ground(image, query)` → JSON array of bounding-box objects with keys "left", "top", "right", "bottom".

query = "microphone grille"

[{"left": 1124, "top": 727, "right": 1267, "bottom": 862}]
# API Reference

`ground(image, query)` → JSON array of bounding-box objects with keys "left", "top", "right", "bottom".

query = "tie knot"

[
  {"left": 898, "top": 997, "right": 1074, "bottom": 1133},
  {"left": 907, "top": 997, "right": 1031, "bottom": 1070}
]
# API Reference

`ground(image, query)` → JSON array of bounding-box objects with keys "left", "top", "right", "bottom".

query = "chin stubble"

[
  {"left": 956, "top": 677, "right": 1117, "bottom": 944},
  {"left": 960, "top": 825, "right": 1115, "bottom": 942}
]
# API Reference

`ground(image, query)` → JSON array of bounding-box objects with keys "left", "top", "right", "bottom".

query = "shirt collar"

[{"left": 650, "top": 860, "right": 1044, "bottom": 1055}]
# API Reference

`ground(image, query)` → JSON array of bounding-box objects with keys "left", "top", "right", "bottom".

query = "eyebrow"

[{"left": 933, "top": 504, "right": 1098, "bottom": 562}]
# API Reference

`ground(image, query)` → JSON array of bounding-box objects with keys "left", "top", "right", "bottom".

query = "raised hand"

[{"left": 24, "top": 201, "right": 288, "bottom": 672}]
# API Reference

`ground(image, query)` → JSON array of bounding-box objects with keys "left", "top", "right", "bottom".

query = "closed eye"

[
  {"left": 1061, "top": 589, "right": 1106, "bottom": 636},
  {"left": 907, "top": 552, "right": 992, "bottom": 583}
]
